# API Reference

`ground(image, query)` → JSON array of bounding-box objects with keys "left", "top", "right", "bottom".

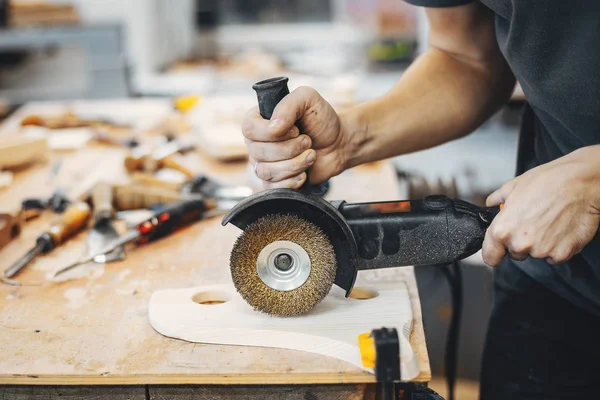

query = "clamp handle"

[{"left": 252, "top": 77, "right": 329, "bottom": 197}]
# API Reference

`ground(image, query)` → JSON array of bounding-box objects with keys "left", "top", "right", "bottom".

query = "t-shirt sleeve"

[{"left": 404, "top": 0, "right": 474, "bottom": 7}]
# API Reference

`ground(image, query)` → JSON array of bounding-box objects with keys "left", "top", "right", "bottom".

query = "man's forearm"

[{"left": 341, "top": 47, "right": 515, "bottom": 168}]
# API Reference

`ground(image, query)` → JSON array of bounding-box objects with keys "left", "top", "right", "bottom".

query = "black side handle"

[
  {"left": 339, "top": 195, "right": 500, "bottom": 269},
  {"left": 252, "top": 76, "right": 329, "bottom": 197}
]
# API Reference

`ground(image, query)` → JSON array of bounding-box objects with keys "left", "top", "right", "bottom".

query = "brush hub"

[
  {"left": 256, "top": 240, "right": 310, "bottom": 291},
  {"left": 274, "top": 254, "right": 293, "bottom": 271}
]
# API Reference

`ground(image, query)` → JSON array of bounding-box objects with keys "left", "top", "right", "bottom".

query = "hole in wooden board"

[
  {"left": 348, "top": 287, "right": 378, "bottom": 300},
  {"left": 192, "top": 291, "right": 230, "bottom": 305}
]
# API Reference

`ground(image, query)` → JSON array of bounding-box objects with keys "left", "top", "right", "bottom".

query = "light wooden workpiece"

[{"left": 0, "top": 100, "right": 430, "bottom": 398}]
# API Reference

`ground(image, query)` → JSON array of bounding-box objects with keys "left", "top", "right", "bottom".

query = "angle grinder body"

[{"left": 222, "top": 189, "right": 500, "bottom": 314}]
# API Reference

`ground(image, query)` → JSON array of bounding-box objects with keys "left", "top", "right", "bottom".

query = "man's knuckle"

[
  {"left": 257, "top": 163, "right": 273, "bottom": 181},
  {"left": 242, "top": 119, "right": 256, "bottom": 138},
  {"left": 297, "top": 86, "right": 317, "bottom": 98},
  {"left": 511, "top": 237, "right": 533, "bottom": 253},
  {"left": 491, "top": 225, "right": 510, "bottom": 241},
  {"left": 549, "top": 249, "right": 569, "bottom": 264},
  {"left": 529, "top": 246, "right": 547, "bottom": 259},
  {"left": 285, "top": 160, "right": 302, "bottom": 175},
  {"left": 483, "top": 252, "right": 498, "bottom": 266}
]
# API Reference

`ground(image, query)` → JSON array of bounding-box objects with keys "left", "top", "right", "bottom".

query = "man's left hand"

[{"left": 483, "top": 145, "right": 600, "bottom": 266}]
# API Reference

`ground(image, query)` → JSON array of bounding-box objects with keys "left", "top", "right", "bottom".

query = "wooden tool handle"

[
  {"left": 47, "top": 202, "right": 91, "bottom": 245},
  {"left": 130, "top": 172, "right": 182, "bottom": 190},
  {"left": 160, "top": 155, "right": 196, "bottom": 179},
  {"left": 92, "top": 181, "right": 114, "bottom": 220},
  {"left": 0, "top": 210, "right": 23, "bottom": 251},
  {"left": 114, "top": 185, "right": 182, "bottom": 211},
  {"left": 124, "top": 146, "right": 151, "bottom": 172},
  {"left": 144, "top": 142, "right": 181, "bottom": 172}
]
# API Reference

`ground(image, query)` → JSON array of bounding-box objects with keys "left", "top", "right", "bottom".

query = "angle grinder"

[{"left": 222, "top": 77, "right": 502, "bottom": 317}]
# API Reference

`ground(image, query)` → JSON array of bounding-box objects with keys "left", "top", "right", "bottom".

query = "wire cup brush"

[{"left": 230, "top": 214, "right": 336, "bottom": 316}]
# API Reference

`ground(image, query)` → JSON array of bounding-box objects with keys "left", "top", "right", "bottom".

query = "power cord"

[{"left": 441, "top": 261, "right": 463, "bottom": 400}]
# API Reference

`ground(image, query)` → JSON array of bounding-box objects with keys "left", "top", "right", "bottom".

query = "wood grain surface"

[
  {"left": 0, "top": 386, "right": 145, "bottom": 399},
  {"left": 147, "top": 384, "right": 376, "bottom": 400},
  {"left": 0, "top": 100, "right": 430, "bottom": 386}
]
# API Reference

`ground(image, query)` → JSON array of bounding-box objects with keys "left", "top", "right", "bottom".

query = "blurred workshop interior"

[{"left": 0, "top": 1, "right": 528, "bottom": 399}]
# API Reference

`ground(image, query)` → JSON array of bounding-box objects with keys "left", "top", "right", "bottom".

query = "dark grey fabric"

[
  {"left": 480, "top": 259, "right": 600, "bottom": 399},
  {"left": 404, "top": 0, "right": 473, "bottom": 7},
  {"left": 405, "top": 0, "right": 600, "bottom": 316}
]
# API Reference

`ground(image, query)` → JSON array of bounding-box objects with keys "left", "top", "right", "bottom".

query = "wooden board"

[
  {"left": 147, "top": 384, "right": 376, "bottom": 399},
  {"left": 0, "top": 385, "right": 145, "bottom": 399},
  {"left": 149, "top": 283, "right": 420, "bottom": 380},
  {"left": 0, "top": 99, "right": 430, "bottom": 386}
]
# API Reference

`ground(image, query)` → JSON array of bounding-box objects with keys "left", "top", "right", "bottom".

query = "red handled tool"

[{"left": 54, "top": 197, "right": 212, "bottom": 277}]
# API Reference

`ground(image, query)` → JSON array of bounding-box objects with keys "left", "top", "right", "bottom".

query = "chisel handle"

[
  {"left": 160, "top": 154, "right": 196, "bottom": 178},
  {"left": 124, "top": 146, "right": 151, "bottom": 172},
  {"left": 47, "top": 201, "right": 91, "bottom": 247},
  {"left": 92, "top": 182, "right": 114, "bottom": 221},
  {"left": 136, "top": 197, "right": 213, "bottom": 244},
  {"left": 252, "top": 77, "right": 329, "bottom": 197}
]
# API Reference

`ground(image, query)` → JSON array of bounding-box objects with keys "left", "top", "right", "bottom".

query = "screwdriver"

[
  {"left": 3, "top": 202, "right": 91, "bottom": 278},
  {"left": 54, "top": 196, "right": 213, "bottom": 277}
]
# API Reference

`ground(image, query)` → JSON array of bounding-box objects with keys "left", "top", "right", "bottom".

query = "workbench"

[{"left": 0, "top": 99, "right": 431, "bottom": 399}]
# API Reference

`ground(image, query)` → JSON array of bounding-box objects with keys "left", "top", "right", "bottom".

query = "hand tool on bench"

[
  {"left": 54, "top": 197, "right": 214, "bottom": 277},
  {"left": 22, "top": 188, "right": 71, "bottom": 214},
  {"left": 0, "top": 209, "right": 23, "bottom": 251},
  {"left": 221, "top": 76, "right": 503, "bottom": 317},
  {"left": 0, "top": 135, "right": 48, "bottom": 170},
  {"left": 124, "top": 140, "right": 197, "bottom": 178},
  {"left": 181, "top": 175, "right": 253, "bottom": 202},
  {"left": 93, "top": 131, "right": 139, "bottom": 148},
  {"left": 87, "top": 182, "right": 125, "bottom": 264},
  {"left": 113, "top": 183, "right": 184, "bottom": 211},
  {"left": 21, "top": 112, "right": 131, "bottom": 131},
  {"left": 3, "top": 201, "right": 91, "bottom": 278},
  {"left": 129, "top": 172, "right": 253, "bottom": 206}
]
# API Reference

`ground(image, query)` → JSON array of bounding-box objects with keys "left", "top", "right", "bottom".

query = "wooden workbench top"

[{"left": 0, "top": 99, "right": 430, "bottom": 386}]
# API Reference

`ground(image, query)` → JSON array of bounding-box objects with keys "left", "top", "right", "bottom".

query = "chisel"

[
  {"left": 3, "top": 201, "right": 91, "bottom": 278},
  {"left": 54, "top": 197, "right": 213, "bottom": 277}
]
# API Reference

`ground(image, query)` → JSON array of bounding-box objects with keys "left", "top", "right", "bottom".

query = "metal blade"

[
  {"left": 4, "top": 242, "right": 44, "bottom": 278},
  {"left": 54, "top": 229, "right": 139, "bottom": 277},
  {"left": 87, "top": 220, "right": 125, "bottom": 264}
]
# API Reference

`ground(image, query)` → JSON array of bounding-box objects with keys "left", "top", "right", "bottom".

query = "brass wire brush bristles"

[{"left": 230, "top": 214, "right": 337, "bottom": 317}]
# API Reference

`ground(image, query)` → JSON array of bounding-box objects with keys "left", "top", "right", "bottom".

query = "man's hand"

[
  {"left": 483, "top": 145, "right": 600, "bottom": 266},
  {"left": 242, "top": 87, "right": 348, "bottom": 189}
]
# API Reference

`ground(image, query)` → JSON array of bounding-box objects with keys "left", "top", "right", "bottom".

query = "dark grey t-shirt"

[{"left": 405, "top": 0, "right": 600, "bottom": 315}]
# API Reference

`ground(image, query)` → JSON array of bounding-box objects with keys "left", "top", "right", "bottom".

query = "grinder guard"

[{"left": 222, "top": 189, "right": 360, "bottom": 295}]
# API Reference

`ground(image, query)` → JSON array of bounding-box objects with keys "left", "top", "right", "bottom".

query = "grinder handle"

[
  {"left": 339, "top": 196, "right": 502, "bottom": 269},
  {"left": 252, "top": 77, "right": 329, "bottom": 197}
]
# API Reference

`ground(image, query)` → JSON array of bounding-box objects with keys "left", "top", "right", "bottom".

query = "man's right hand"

[{"left": 242, "top": 86, "right": 347, "bottom": 189}]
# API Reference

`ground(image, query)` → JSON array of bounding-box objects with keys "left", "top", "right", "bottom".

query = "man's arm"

[
  {"left": 242, "top": 3, "right": 514, "bottom": 188},
  {"left": 343, "top": 3, "right": 516, "bottom": 167}
]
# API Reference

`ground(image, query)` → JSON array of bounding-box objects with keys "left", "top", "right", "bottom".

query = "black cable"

[{"left": 441, "top": 261, "right": 463, "bottom": 400}]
